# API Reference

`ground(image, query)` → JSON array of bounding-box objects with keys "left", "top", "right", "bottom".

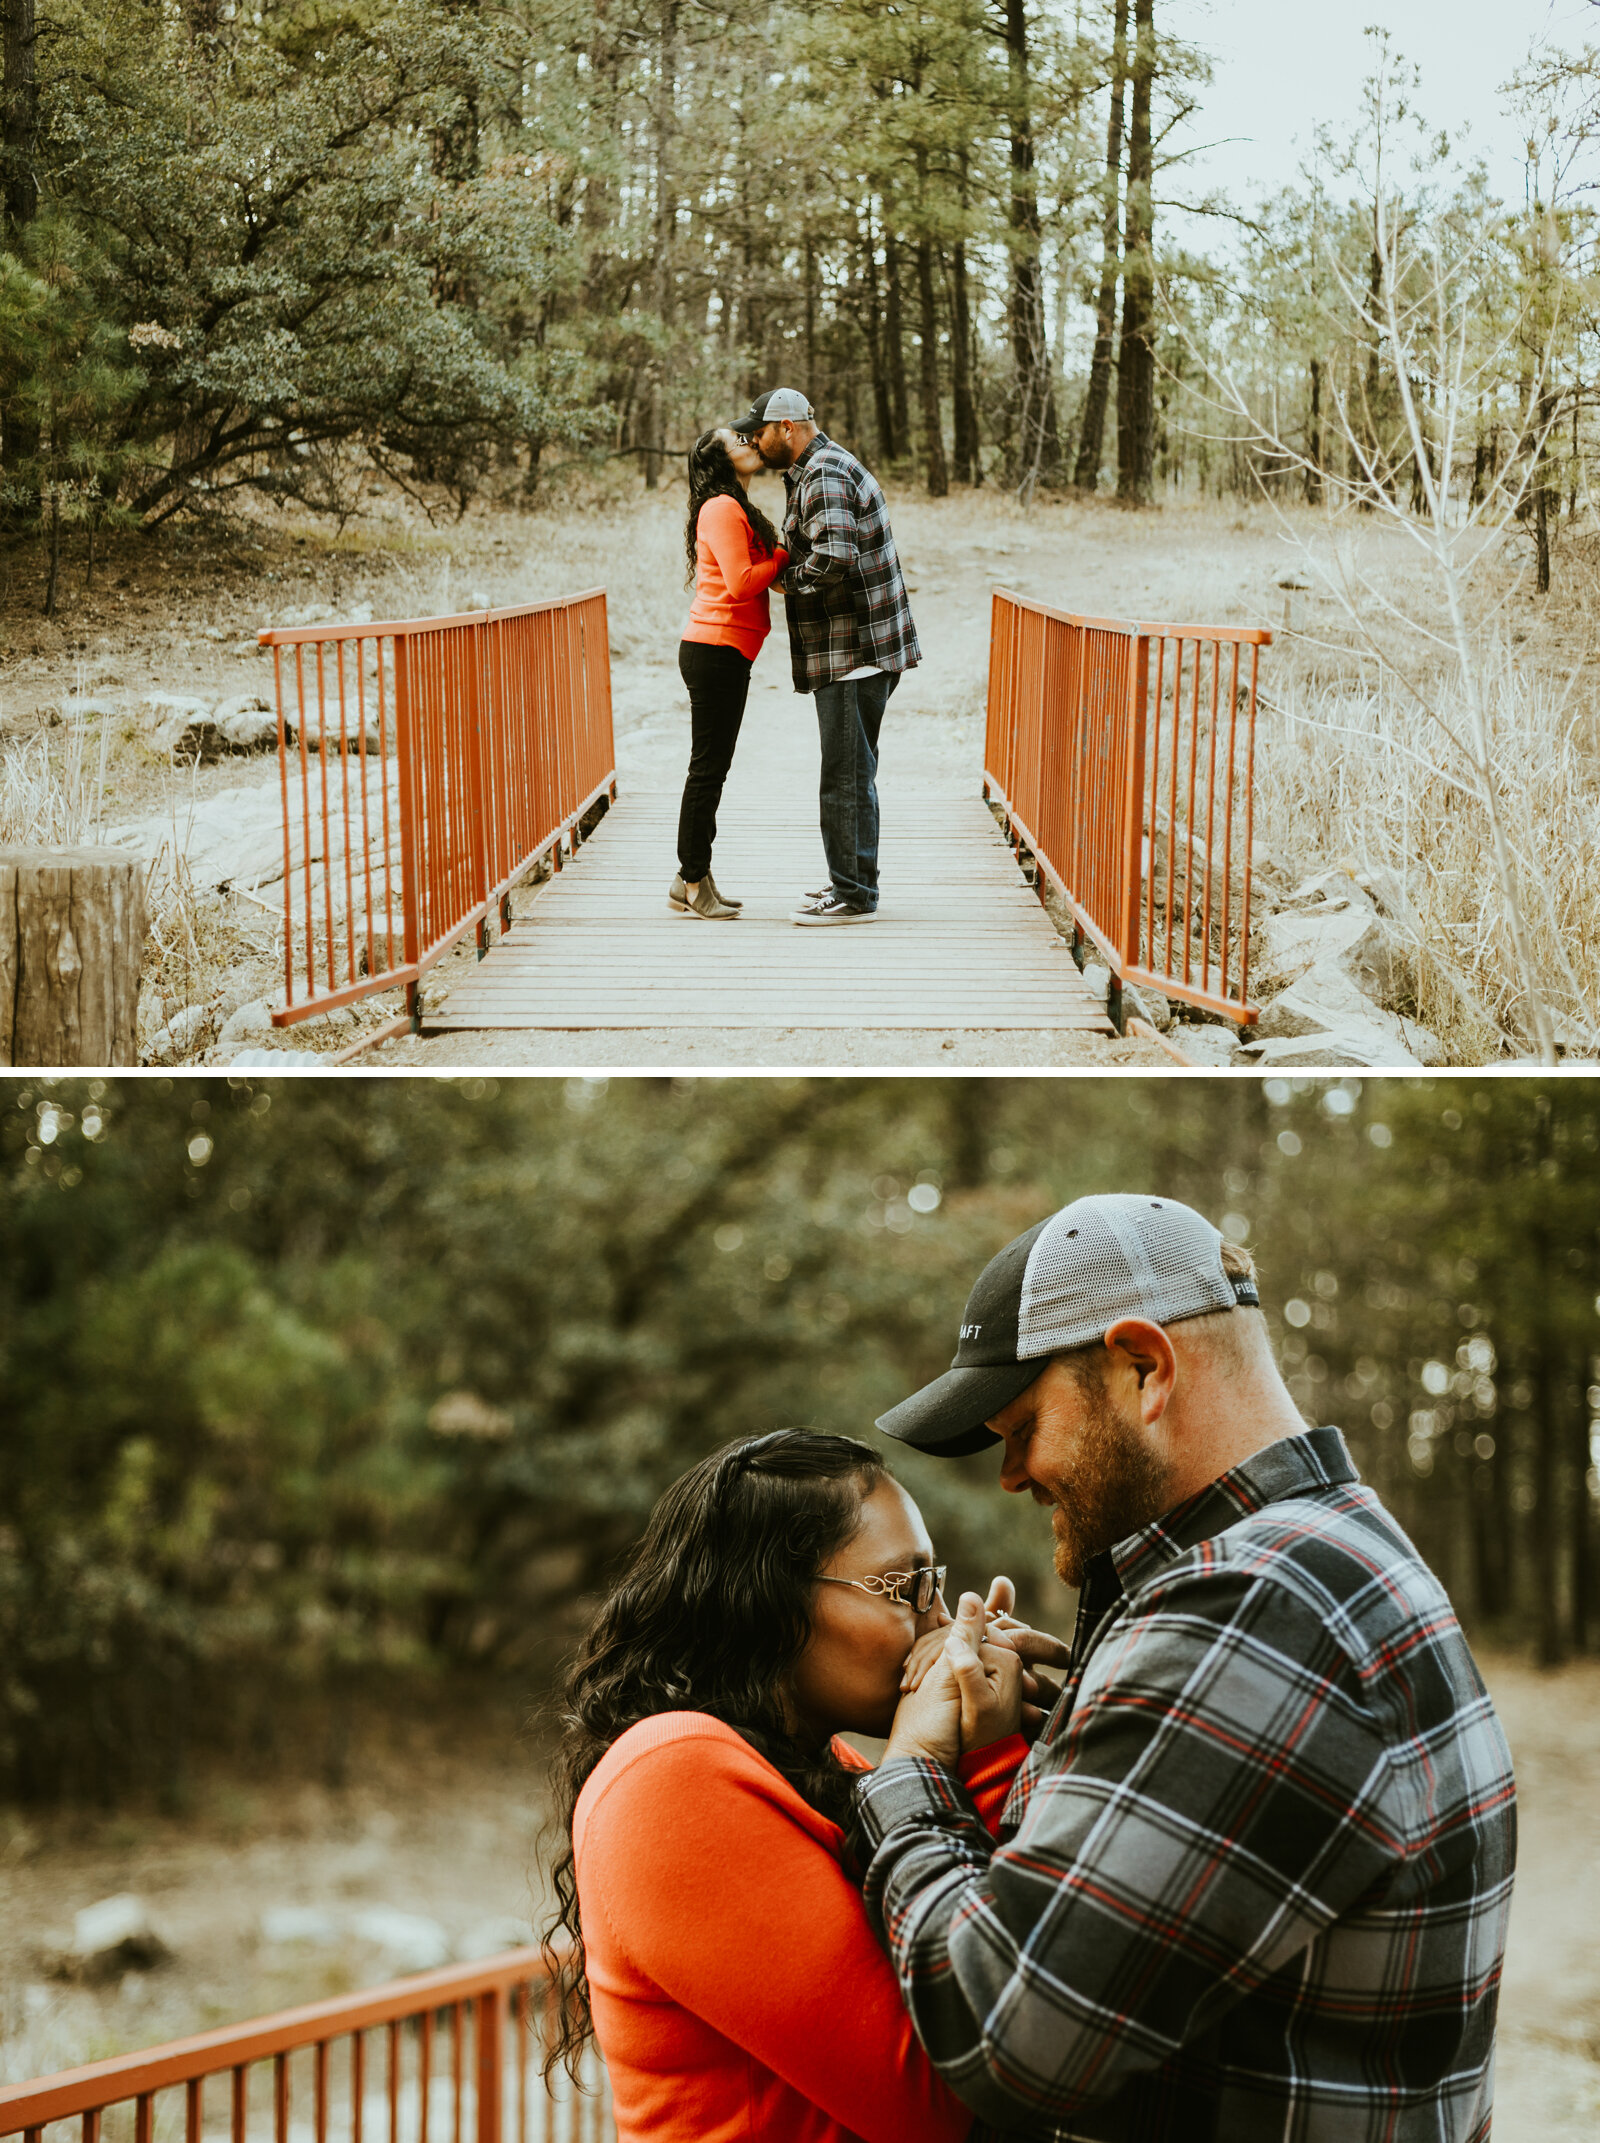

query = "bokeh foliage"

[{"left": 1, "top": 1074, "right": 1595, "bottom": 1803}]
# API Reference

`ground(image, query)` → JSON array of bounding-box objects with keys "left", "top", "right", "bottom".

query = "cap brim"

[
  {"left": 875, "top": 1359, "right": 1045, "bottom": 1456},
  {"left": 728, "top": 415, "right": 764, "bottom": 434}
]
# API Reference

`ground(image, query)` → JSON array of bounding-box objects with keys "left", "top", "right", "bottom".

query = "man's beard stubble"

[{"left": 1049, "top": 1381, "right": 1174, "bottom": 1588}]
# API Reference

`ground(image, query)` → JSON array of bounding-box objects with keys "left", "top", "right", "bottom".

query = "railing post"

[
  {"left": 1117, "top": 631, "right": 1150, "bottom": 979},
  {"left": 392, "top": 633, "right": 423, "bottom": 1029},
  {"left": 475, "top": 1990, "right": 503, "bottom": 2143}
]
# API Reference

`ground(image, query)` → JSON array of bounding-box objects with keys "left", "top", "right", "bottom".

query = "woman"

[
  {"left": 543, "top": 1430, "right": 1039, "bottom": 2143},
  {"left": 670, "top": 430, "right": 789, "bottom": 920}
]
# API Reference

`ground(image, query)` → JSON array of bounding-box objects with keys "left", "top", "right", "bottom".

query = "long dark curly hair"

[
  {"left": 684, "top": 429, "right": 781, "bottom": 587},
  {"left": 540, "top": 1429, "right": 887, "bottom": 2081}
]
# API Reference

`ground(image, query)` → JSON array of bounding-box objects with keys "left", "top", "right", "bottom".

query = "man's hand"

[
  {"left": 886, "top": 1595, "right": 1025, "bottom": 1766},
  {"left": 901, "top": 1576, "right": 1070, "bottom": 1739}
]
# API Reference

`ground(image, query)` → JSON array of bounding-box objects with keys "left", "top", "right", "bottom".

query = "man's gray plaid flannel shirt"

[
  {"left": 854, "top": 1426, "right": 1517, "bottom": 2141},
  {"left": 780, "top": 433, "right": 921, "bottom": 693}
]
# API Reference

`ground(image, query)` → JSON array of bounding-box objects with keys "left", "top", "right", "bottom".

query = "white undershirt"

[{"left": 842, "top": 664, "right": 882, "bottom": 682}]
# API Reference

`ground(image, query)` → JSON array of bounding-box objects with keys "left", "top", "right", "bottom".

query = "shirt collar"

[
  {"left": 784, "top": 430, "right": 831, "bottom": 485},
  {"left": 1110, "top": 1424, "right": 1359, "bottom": 1592}
]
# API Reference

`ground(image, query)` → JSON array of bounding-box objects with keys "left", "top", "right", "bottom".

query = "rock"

[
  {"left": 1279, "top": 866, "right": 1375, "bottom": 912},
  {"left": 61, "top": 693, "right": 124, "bottom": 722},
  {"left": 1079, "top": 962, "right": 1112, "bottom": 1006},
  {"left": 1123, "top": 983, "right": 1172, "bottom": 1031},
  {"left": 48, "top": 1895, "right": 171, "bottom": 1982},
  {"left": 1163, "top": 1022, "right": 1242, "bottom": 1066},
  {"left": 467, "top": 590, "right": 491, "bottom": 612},
  {"left": 455, "top": 1917, "right": 535, "bottom": 1962},
  {"left": 144, "top": 1004, "right": 212, "bottom": 1064},
  {"left": 1244, "top": 963, "right": 1434, "bottom": 1067},
  {"left": 351, "top": 1909, "right": 451, "bottom": 1974},
  {"left": 226, "top": 1046, "right": 326, "bottom": 1068},
  {"left": 1236, "top": 1030, "right": 1420, "bottom": 1070},
  {"left": 260, "top": 1906, "right": 340, "bottom": 1946},
  {"left": 217, "top": 998, "right": 274, "bottom": 1050},
  {"left": 212, "top": 694, "right": 279, "bottom": 752},
  {"left": 1257, "top": 894, "right": 1412, "bottom": 1006}
]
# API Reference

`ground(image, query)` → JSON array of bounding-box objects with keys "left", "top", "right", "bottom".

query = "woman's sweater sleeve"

[
  {"left": 957, "top": 1732, "right": 1029, "bottom": 1837},
  {"left": 699, "top": 495, "right": 788, "bottom": 599},
  {"left": 581, "top": 1728, "right": 972, "bottom": 2143}
]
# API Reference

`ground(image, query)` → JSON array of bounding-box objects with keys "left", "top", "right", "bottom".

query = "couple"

[
  {"left": 543, "top": 1194, "right": 1517, "bottom": 2142},
  {"left": 667, "top": 388, "right": 920, "bottom": 926}
]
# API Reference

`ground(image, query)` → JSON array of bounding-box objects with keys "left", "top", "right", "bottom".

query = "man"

[
  {"left": 729, "top": 388, "right": 920, "bottom": 924},
  {"left": 860, "top": 1193, "right": 1517, "bottom": 2141}
]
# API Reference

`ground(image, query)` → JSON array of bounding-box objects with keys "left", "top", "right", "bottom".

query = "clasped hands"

[{"left": 885, "top": 1577, "right": 1070, "bottom": 1770}]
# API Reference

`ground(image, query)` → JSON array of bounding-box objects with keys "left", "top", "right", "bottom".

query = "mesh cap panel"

[{"left": 1017, "top": 1195, "right": 1237, "bottom": 1359}]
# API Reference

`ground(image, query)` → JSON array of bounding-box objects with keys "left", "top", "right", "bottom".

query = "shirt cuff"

[{"left": 854, "top": 1755, "right": 977, "bottom": 1847}]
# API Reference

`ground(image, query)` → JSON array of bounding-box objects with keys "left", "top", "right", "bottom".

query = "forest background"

[
  {"left": 0, "top": 0, "right": 1590, "bottom": 545},
  {"left": 2, "top": 1070, "right": 1596, "bottom": 1804}
]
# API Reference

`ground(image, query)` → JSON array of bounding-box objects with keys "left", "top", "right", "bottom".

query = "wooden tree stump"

[{"left": 0, "top": 847, "right": 146, "bottom": 1066}]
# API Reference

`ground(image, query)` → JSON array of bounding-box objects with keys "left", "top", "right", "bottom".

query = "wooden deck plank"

[{"left": 424, "top": 685, "right": 1112, "bottom": 1037}]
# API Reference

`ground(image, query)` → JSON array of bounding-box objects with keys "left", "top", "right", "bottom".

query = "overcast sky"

[{"left": 1165, "top": 0, "right": 1591, "bottom": 213}]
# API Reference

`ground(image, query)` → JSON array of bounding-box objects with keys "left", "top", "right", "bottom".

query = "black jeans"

[{"left": 677, "top": 639, "right": 752, "bottom": 881}]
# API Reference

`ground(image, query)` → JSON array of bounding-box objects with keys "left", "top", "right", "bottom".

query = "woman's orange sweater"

[
  {"left": 572, "top": 1711, "right": 1027, "bottom": 2143},
  {"left": 682, "top": 493, "right": 789, "bottom": 661}
]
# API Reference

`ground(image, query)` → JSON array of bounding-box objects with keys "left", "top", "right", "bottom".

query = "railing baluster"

[
  {"left": 232, "top": 2064, "right": 247, "bottom": 2143},
  {"left": 451, "top": 2004, "right": 463, "bottom": 2143},
  {"left": 315, "top": 2040, "right": 329, "bottom": 2143},
  {"left": 352, "top": 2030, "right": 366, "bottom": 2143},
  {"left": 419, "top": 2010, "right": 432, "bottom": 2143},
  {"left": 186, "top": 2077, "right": 202, "bottom": 2143},
  {"left": 387, "top": 2020, "right": 400, "bottom": 2143},
  {"left": 274, "top": 2051, "right": 289, "bottom": 2143}
]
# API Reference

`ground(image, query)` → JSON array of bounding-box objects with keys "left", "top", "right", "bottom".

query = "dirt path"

[{"left": 2, "top": 1653, "right": 1595, "bottom": 2135}]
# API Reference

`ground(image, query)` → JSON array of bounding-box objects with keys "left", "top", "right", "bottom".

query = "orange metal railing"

[
  {"left": 0, "top": 1951, "right": 614, "bottom": 2143},
  {"left": 256, "top": 595, "right": 616, "bottom": 1028},
  {"left": 984, "top": 591, "right": 1271, "bottom": 1026}
]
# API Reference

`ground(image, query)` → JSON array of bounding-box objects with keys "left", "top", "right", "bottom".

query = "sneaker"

[
  {"left": 674, "top": 876, "right": 738, "bottom": 919},
  {"left": 790, "top": 892, "right": 875, "bottom": 925}
]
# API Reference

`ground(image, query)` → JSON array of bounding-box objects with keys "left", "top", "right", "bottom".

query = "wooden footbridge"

[
  {"left": 253, "top": 590, "right": 1265, "bottom": 1047},
  {"left": 423, "top": 671, "right": 1110, "bottom": 1036}
]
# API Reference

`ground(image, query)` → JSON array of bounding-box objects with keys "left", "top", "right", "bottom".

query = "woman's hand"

[{"left": 886, "top": 1595, "right": 1023, "bottom": 1765}]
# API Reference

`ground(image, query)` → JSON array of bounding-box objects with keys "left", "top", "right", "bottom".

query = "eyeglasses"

[{"left": 817, "top": 1564, "right": 947, "bottom": 1614}]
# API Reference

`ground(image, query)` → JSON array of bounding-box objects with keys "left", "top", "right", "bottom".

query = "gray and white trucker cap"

[
  {"left": 730, "top": 387, "right": 815, "bottom": 433},
  {"left": 876, "top": 1194, "right": 1259, "bottom": 1456}
]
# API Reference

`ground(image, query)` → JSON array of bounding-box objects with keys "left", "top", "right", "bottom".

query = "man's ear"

[{"left": 1102, "top": 1319, "right": 1177, "bottom": 1423}]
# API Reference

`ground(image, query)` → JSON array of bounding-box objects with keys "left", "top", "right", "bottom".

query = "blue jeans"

[{"left": 814, "top": 670, "right": 898, "bottom": 910}]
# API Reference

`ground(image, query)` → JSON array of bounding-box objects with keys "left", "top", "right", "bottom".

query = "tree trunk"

[
  {"left": 42, "top": 485, "right": 59, "bottom": 616},
  {"left": 1532, "top": 1340, "right": 1563, "bottom": 1667},
  {"left": 0, "top": 848, "right": 146, "bottom": 1066},
  {"left": 645, "top": 0, "right": 678, "bottom": 492},
  {"left": 1003, "top": 0, "right": 1062, "bottom": 493},
  {"left": 1573, "top": 1356, "right": 1594, "bottom": 1653},
  {"left": 1361, "top": 238, "right": 1388, "bottom": 503},
  {"left": 915, "top": 237, "right": 948, "bottom": 497},
  {"left": 804, "top": 234, "right": 818, "bottom": 403},
  {"left": 1532, "top": 388, "right": 1556, "bottom": 595},
  {"left": 1114, "top": 0, "right": 1154, "bottom": 505},
  {"left": 2, "top": 0, "right": 37, "bottom": 240},
  {"left": 884, "top": 232, "right": 912, "bottom": 460},
  {"left": 1304, "top": 356, "right": 1323, "bottom": 503},
  {"left": 948, "top": 242, "right": 979, "bottom": 484},
  {"left": 859, "top": 219, "right": 897, "bottom": 466},
  {"left": 1074, "top": 0, "right": 1128, "bottom": 492}
]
